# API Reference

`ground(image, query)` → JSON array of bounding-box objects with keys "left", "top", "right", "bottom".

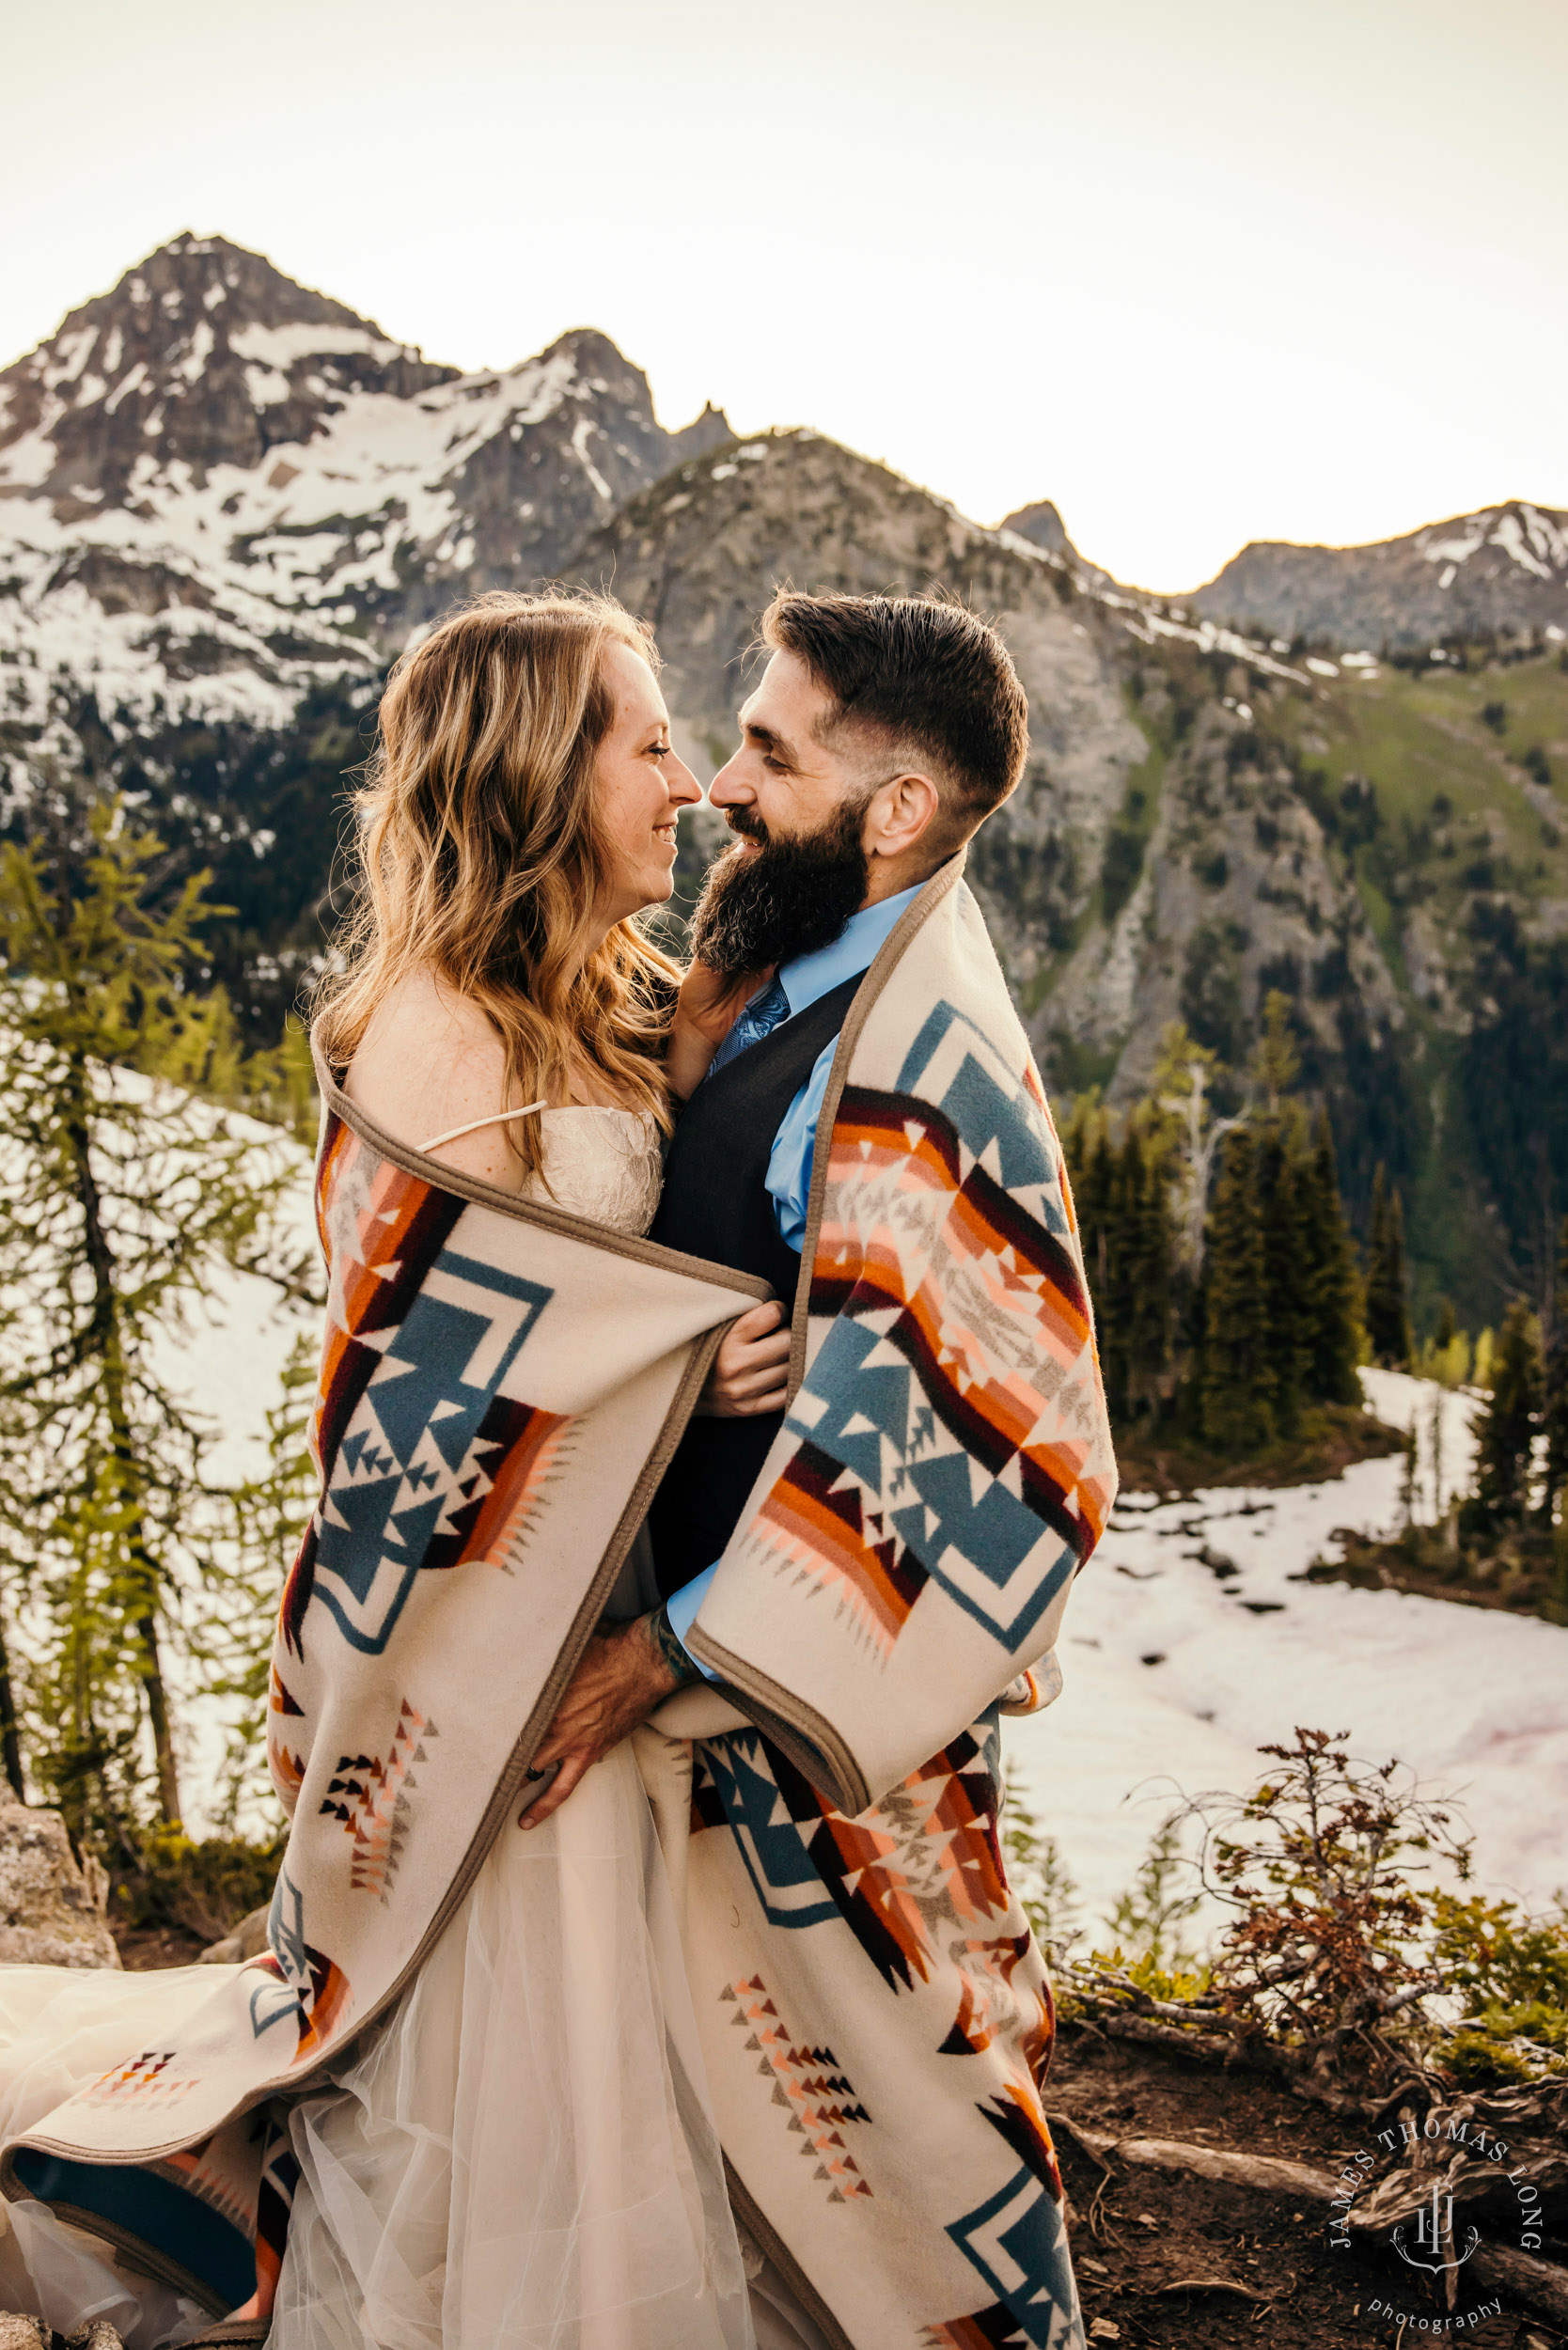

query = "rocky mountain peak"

[
  {"left": 1192, "top": 498, "right": 1568, "bottom": 650},
  {"left": 998, "top": 497, "right": 1113, "bottom": 588},
  {"left": 1001, "top": 498, "right": 1072, "bottom": 555},
  {"left": 0, "top": 233, "right": 457, "bottom": 513},
  {"left": 0, "top": 234, "right": 736, "bottom": 732}
]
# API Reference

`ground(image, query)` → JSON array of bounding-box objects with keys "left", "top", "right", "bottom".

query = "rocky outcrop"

[
  {"left": 999, "top": 499, "right": 1112, "bottom": 588},
  {"left": 197, "top": 1904, "right": 270, "bottom": 1966},
  {"left": 0, "top": 2319, "right": 125, "bottom": 2348},
  {"left": 0, "top": 1809, "right": 118, "bottom": 1968},
  {"left": 1191, "top": 501, "right": 1568, "bottom": 651}
]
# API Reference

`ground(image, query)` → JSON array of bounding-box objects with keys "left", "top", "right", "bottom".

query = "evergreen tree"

[
  {"left": 0, "top": 801, "right": 304, "bottom": 1834},
  {"left": 1201, "top": 1128, "right": 1275, "bottom": 1452},
  {"left": 1256, "top": 1111, "right": 1311, "bottom": 1435},
  {"left": 1540, "top": 1216, "right": 1568, "bottom": 1529},
  {"left": 1296, "top": 1109, "right": 1362, "bottom": 1406},
  {"left": 1364, "top": 1162, "right": 1413, "bottom": 1369},
  {"left": 1120, "top": 1118, "right": 1178, "bottom": 1422},
  {"left": 1252, "top": 988, "right": 1301, "bottom": 1117},
  {"left": 1466, "top": 1301, "right": 1543, "bottom": 1530}
]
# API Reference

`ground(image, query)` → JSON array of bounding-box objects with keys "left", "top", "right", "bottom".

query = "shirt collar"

[{"left": 776, "top": 882, "right": 926, "bottom": 1018}]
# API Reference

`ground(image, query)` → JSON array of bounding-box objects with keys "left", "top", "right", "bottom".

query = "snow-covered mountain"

[
  {"left": 1191, "top": 500, "right": 1568, "bottom": 650},
  {"left": 4, "top": 236, "right": 1565, "bottom": 1327},
  {"left": 0, "top": 233, "right": 729, "bottom": 732}
]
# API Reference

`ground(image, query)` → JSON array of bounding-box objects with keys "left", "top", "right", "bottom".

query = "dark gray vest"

[{"left": 646, "top": 974, "right": 861, "bottom": 1598}]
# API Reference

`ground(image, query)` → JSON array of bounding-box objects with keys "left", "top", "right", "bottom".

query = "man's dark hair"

[{"left": 760, "top": 589, "right": 1028, "bottom": 839}]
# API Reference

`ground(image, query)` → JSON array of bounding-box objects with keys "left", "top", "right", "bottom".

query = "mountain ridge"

[
  {"left": 3, "top": 236, "right": 1565, "bottom": 1323},
  {"left": 1189, "top": 499, "right": 1568, "bottom": 651}
]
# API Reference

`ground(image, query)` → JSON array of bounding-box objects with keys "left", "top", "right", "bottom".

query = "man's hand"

[
  {"left": 519, "top": 1614, "right": 681, "bottom": 1830},
  {"left": 699, "top": 1298, "right": 791, "bottom": 1418},
  {"left": 666, "top": 959, "right": 773, "bottom": 1101}
]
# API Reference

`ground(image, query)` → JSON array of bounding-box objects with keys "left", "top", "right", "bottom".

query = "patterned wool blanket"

[
  {"left": 0, "top": 1078, "right": 768, "bottom": 2319},
  {"left": 646, "top": 854, "right": 1118, "bottom": 2349}
]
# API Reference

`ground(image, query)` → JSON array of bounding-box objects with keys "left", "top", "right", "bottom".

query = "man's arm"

[{"left": 517, "top": 1604, "right": 700, "bottom": 1830}]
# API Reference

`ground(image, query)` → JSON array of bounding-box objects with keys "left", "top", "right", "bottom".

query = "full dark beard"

[{"left": 686, "top": 800, "right": 871, "bottom": 977}]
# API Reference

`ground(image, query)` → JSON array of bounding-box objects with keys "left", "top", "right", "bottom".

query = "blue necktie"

[{"left": 709, "top": 975, "right": 791, "bottom": 1076}]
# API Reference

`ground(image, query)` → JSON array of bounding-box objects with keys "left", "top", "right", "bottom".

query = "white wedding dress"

[{"left": 0, "top": 1109, "right": 768, "bottom": 2350}]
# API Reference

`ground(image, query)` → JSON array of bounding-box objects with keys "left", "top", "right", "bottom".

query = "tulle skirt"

[
  {"left": 0, "top": 1743, "right": 760, "bottom": 2349},
  {"left": 271, "top": 1740, "right": 754, "bottom": 2350}
]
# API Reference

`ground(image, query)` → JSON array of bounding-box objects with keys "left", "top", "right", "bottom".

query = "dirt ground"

[
  {"left": 112, "top": 1918, "right": 208, "bottom": 1969},
  {"left": 1047, "top": 2022, "right": 1563, "bottom": 2350}
]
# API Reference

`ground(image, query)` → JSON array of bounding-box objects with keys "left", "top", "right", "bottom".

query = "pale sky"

[{"left": 7, "top": 0, "right": 1564, "bottom": 590}]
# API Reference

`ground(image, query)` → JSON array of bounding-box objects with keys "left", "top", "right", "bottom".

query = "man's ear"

[{"left": 866, "top": 771, "right": 942, "bottom": 860}]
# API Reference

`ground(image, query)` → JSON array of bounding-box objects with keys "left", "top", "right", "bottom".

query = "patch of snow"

[
  {"left": 710, "top": 462, "right": 738, "bottom": 480},
  {"left": 42, "top": 327, "right": 97, "bottom": 389},
  {"left": 1422, "top": 531, "right": 1484, "bottom": 567},
  {"left": 1006, "top": 1373, "right": 1564, "bottom": 1937},
  {"left": 243, "top": 362, "right": 291, "bottom": 409},
  {"left": 571, "top": 415, "right": 612, "bottom": 504},
  {"left": 1439, "top": 564, "right": 1457, "bottom": 589},
  {"left": 1306, "top": 655, "right": 1340, "bottom": 677},
  {"left": 228, "top": 321, "right": 398, "bottom": 370},
  {"left": 0, "top": 430, "right": 56, "bottom": 489},
  {"left": 102, "top": 360, "right": 147, "bottom": 415},
  {"left": 177, "top": 319, "right": 214, "bottom": 383},
  {"left": 1489, "top": 508, "right": 1559, "bottom": 581},
  {"left": 1341, "top": 650, "right": 1378, "bottom": 669}
]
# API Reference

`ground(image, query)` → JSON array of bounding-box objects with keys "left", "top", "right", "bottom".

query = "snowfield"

[{"left": 1006, "top": 1370, "right": 1568, "bottom": 1936}]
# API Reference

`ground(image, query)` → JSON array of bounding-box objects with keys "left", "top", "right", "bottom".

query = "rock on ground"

[
  {"left": 0, "top": 1808, "right": 119, "bottom": 1969},
  {"left": 198, "top": 1903, "right": 270, "bottom": 1965},
  {"left": 0, "top": 2323, "right": 125, "bottom": 2348}
]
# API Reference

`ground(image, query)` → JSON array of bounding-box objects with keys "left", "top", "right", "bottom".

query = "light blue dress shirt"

[{"left": 666, "top": 884, "right": 924, "bottom": 1671}]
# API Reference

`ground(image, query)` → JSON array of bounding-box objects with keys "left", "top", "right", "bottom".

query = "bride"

[
  {"left": 278, "top": 589, "right": 785, "bottom": 2349},
  {"left": 0, "top": 590, "right": 792, "bottom": 2350}
]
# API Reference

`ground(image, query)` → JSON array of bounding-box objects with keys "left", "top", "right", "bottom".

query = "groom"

[{"left": 537, "top": 590, "right": 1116, "bottom": 2350}]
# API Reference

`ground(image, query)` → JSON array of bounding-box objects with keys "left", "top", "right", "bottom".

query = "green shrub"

[
  {"left": 1428, "top": 1889, "right": 1568, "bottom": 2081},
  {"left": 112, "top": 1825, "right": 283, "bottom": 1944}
]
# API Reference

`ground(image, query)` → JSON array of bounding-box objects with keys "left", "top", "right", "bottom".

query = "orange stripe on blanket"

[
  {"left": 755, "top": 1466, "right": 919, "bottom": 1648},
  {"left": 825, "top": 1122, "right": 957, "bottom": 1197},
  {"left": 467, "top": 1408, "right": 573, "bottom": 1570}
]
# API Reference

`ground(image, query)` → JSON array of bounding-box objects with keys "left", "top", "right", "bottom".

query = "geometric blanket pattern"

[
  {"left": 687, "top": 859, "right": 1117, "bottom": 1818},
  {"left": 673, "top": 857, "right": 1115, "bottom": 2346},
  {"left": 1, "top": 1071, "right": 768, "bottom": 2315}
]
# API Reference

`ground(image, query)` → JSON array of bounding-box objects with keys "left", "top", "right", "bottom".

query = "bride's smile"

[{"left": 591, "top": 639, "right": 700, "bottom": 929}]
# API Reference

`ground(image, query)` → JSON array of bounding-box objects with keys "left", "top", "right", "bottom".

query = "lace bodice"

[{"left": 518, "top": 1107, "right": 662, "bottom": 1236}]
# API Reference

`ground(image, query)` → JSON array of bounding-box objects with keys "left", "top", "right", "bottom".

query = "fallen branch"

[
  {"left": 1047, "top": 2115, "right": 1568, "bottom": 2324},
  {"left": 1466, "top": 2244, "right": 1568, "bottom": 2327},
  {"left": 1049, "top": 2116, "right": 1336, "bottom": 2202},
  {"left": 1155, "top": 2274, "right": 1278, "bottom": 2304}
]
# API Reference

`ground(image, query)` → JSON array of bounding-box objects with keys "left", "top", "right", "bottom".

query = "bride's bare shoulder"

[{"left": 342, "top": 974, "right": 520, "bottom": 1183}]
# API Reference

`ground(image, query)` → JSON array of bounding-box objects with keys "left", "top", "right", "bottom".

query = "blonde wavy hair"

[{"left": 313, "top": 589, "right": 680, "bottom": 1183}]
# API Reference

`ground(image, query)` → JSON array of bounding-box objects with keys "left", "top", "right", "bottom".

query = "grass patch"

[
  {"left": 1111, "top": 1402, "right": 1404, "bottom": 1497},
  {"left": 1303, "top": 1516, "right": 1568, "bottom": 1626}
]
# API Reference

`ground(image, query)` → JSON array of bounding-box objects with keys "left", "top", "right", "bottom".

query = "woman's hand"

[
  {"left": 666, "top": 960, "right": 772, "bottom": 1102},
  {"left": 519, "top": 1615, "right": 678, "bottom": 1830},
  {"left": 698, "top": 1300, "right": 791, "bottom": 1418}
]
